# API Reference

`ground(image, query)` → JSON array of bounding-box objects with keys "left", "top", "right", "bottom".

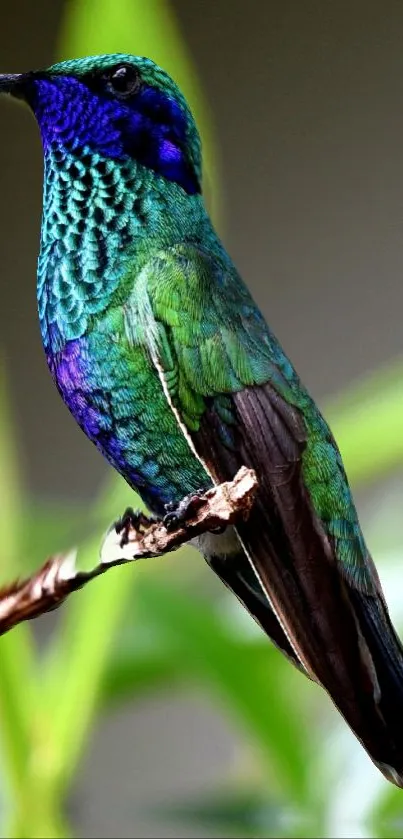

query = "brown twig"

[{"left": 0, "top": 466, "right": 257, "bottom": 637}]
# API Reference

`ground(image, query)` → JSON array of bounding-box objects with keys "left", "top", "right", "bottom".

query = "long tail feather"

[
  {"left": 206, "top": 547, "right": 309, "bottom": 674},
  {"left": 348, "top": 588, "right": 403, "bottom": 784},
  {"left": 194, "top": 383, "right": 403, "bottom": 785},
  {"left": 237, "top": 505, "right": 403, "bottom": 785}
]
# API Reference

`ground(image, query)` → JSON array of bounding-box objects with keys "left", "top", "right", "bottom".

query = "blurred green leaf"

[
  {"left": 99, "top": 604, "right": 301, "bottom": 709},
  {"left": 325, "top": 359, "right": 403, "bottom": 488},
  {"left": 136, "top": 577, "right": 313, "bottom": 804},
  {"left": 41, "top": 535, "right": 135, "bottom": 797},
  {"left": 0, "top": 362, "right": 37, "bottom": 797},
  {"left": 0, "top": 359, "right": 24, "bottom": 575},
  {"left": 101, "top": 644, "right": 184, "bottom": 705},
  {"left": 0, "top": 631, "right": 35, "bottom": 793},
  {"left": 153, "top": 790, "right": 294, "bottom": 839},
  {"left": 370, "top": 784, "right": 403, "bottom": 839},
  {"left": 20, "top": 501, "right": 91, "bottom": 572}
]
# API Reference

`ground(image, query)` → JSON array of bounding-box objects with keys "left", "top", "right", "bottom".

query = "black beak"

[{"left": 0, "top": 73, "right": 33, "bottom": 98}]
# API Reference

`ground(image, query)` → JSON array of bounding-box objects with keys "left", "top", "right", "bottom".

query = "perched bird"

[{"left": 1, "top": 54, "right": 403, "bottom": 786}]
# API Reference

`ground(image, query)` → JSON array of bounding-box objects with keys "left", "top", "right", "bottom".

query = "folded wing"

[{"left": 127, "top": 243, "right": 403, "bottom": 784}]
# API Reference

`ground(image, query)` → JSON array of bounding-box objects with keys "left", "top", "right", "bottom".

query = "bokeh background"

[{"left": 1, "top": 1, "right": 403, "bottom": 836}]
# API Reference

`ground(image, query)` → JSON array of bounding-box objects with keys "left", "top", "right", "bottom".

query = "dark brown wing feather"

[
  {"left": 206, "top": 549, "right": 308, "bottom": 674},
  {"left": 195, "top": 383, "right": 403, "bottom": 785}
]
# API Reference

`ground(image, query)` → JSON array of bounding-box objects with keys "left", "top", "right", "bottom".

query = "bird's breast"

[{"left": 44, "top": 306, "right": 211, "bottom": 514}]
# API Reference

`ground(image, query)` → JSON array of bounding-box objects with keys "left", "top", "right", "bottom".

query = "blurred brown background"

[{"left": 1, "top": 1, "right": 403, "bottom": 835}]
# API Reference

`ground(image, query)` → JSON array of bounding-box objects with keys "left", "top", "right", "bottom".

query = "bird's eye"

[{"left": 105, "top": 65, "right": 141, "bottom": 98}]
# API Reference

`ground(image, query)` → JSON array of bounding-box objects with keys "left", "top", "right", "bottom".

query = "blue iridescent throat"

[{"left": 30, "top": 75, "right": 200, "bottom": 195}]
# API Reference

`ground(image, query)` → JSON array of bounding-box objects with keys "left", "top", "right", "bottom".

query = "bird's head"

[{"left": 0, "top": 54, "right": 202, "bottom": 195}]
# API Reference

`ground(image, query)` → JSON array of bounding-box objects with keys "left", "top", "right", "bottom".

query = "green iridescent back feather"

[{"left": 125, "top": 243, "right": 373, "bottom": 592}]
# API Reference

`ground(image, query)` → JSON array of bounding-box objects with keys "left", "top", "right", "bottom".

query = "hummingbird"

[{"left": 1, "top": 54, "right": 403, "bottom": 786}]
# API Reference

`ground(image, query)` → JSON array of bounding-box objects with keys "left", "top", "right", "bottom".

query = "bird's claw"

[
  {"left": 114, "top": 507, "right": 156, "bottom": 547},
  {"left": 163, "top": 489, "right": 206, "bottom": 532}
]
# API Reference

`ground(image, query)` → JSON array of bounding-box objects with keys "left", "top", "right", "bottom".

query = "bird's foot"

[
  {"left": 114, "top": 507, "right": 157, "bottom": 547},
  {"left": 163, "top": 489, "right": 206, "bottom": 532}
]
